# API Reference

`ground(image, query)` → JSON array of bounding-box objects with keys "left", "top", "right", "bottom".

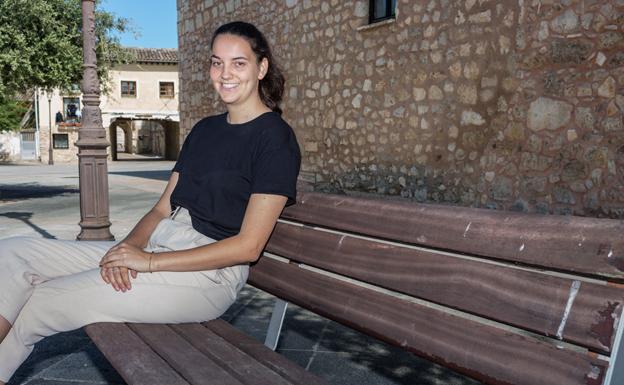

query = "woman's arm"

[
  {"left": 99, "top": 193, "right": 287, "bottom": 274},
  {"left": 100, "top": 172, "right": 179, "bottom": 291},
  {"left": 122, "top": 171, "right": 180, "bottom": 248}
]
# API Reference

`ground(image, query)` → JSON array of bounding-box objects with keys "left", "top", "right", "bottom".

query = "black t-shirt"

[{"left": 170, "top": 111, "right": 301, "bottom": 240}]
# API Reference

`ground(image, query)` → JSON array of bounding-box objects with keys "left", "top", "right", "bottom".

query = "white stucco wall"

[
  {"left": 102, "top": 63, "right": 179, "bottom": 122},
  {"left": 0, "top": 131, "right": 21, "bottom": 162}
]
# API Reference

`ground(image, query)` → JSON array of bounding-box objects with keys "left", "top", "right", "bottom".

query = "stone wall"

[
  {"left": 178, "top": 0, "right": 624, "bottom": 218},
  {"left": 39, "top": 125, "right": 80, "bottom": 164}
]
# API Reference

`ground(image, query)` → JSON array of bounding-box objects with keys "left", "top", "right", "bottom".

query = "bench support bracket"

[
  {"left": 264, "top": 298, "right": 288, "bottom": 351},
  {"left": 604, "top": 307, "right": 624, "bottom": 385}
]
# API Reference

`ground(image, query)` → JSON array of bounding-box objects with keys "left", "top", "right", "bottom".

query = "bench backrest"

[{"left": 250, "top": 191, "right": 624, "bottom": 385}]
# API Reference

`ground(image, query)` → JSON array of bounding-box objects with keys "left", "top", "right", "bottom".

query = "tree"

[
  {"left": 0, "top": 0, "right": 133, "bottom": 101},
  {"left": 0, "top": 99, "right": 28, "bottom": 132}
]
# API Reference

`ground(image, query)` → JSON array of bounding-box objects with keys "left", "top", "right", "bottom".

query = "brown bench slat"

[
  {"left": 267, "top": 222, "right": 624, "bottom": 354},
  {"left": 84, "top": 323, "right": 190, "bottom": 385},
  {"left": 283, "top": 192, "right": 624, "bottom": 280},
  {"left": 204, "top": 319, "right": 329, "bottom": 385},
  {"left": 170, "top": 323, "right": 294, "bottom": 385},
  {"left": 128, "top": 323, "right": 244, "bottom": 385},
  {"left": 249, "top": 257, "right": 609, "bottom": 385}
]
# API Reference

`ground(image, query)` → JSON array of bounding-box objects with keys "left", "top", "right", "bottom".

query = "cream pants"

[{"left": 0, "top": 209, "right": 248, "bottom": 382}]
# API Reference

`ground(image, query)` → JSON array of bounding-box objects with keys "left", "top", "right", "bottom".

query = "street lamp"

[
  {"left": 46, "top": 89, "right": 54, "bottom": 165},
  {"left": 76, "top": 0, "right": 114, "bottom": 241}
]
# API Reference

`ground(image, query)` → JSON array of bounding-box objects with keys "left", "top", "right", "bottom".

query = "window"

[
  {"left": 370, "top": 0, "right": 396, "bottom": 24},
  {"left": 53, "top": 134, "right": 69, "bottom": 149},
  {"left": 159, "top": 82, "right": 175, "bottom": 98},
  {"left": 63, "top": 97, "right": 80, "bottom": 123},
  {"left": 121, "top": 81, "right": 137, "bottom": 97}
]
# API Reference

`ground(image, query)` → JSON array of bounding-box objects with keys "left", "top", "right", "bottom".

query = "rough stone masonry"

[{"left": 178, "top": 0, "right": 624, "bottom": 218}]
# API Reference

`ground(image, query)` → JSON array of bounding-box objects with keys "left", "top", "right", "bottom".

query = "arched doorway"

[
  {"left": 109, "top": 118, "right": 180, "bottom": 161},
  {"left": 108, "top": 119, "right": 132, "bottom": 161}
]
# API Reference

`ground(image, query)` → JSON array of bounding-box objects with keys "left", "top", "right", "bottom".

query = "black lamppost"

[
  {"left": 76, "top": 0, "right": 114, "bottom": 241},
  {"left": 46, "top": 89, "right": 54, "bottom": 165}
]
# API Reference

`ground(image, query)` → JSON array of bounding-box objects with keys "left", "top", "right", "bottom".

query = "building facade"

[
  {"left": 36, "top": 48, "right": 180, "bottom": 163},
  {"left": 178, "top": 0, "right": 624, "bottom": 218}
]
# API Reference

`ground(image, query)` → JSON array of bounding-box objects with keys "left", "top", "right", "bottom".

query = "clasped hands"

[{"left": 99, "top": 242, "right": 152, "bottom": 292}]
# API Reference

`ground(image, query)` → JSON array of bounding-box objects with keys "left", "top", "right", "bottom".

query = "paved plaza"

[{"left": 0, "top": 161, "right": 478, "bottom": 385}]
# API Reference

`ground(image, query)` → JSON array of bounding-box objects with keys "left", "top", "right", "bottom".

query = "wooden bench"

[{"left": 85, "top": 191, "right": 624, "bottom": 385}]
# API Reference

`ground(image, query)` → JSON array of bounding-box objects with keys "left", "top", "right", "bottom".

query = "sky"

[{"left": 99, "top": 0, "right": 178, "bottom": 49}]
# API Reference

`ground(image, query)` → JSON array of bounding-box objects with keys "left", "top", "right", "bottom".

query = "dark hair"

[{"left": 211, "top": 21, "right": 285, "bottom": 115}]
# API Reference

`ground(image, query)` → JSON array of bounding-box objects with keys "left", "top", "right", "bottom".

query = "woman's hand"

[
  {"left": 100, "top": 242, "right": 152, "bottom": 271},
  {"left": 100, "top": 266, "right": 136, "bottom": 292},
  {"left": 100, "top": 242, "right": 150, "bottom": 292}
]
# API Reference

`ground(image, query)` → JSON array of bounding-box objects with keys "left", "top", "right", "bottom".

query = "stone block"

[
  {"left": 602, "top": 116, "right": 624, "bottom": 131},
  {"left": 550, "top": 9, "right": 579, "bottom": 34},
  {"left": 551, "top": 39, "right": 592, "bottom": 64},
  {"left": 504, "top": 122, "right": 525, "bottom": 141},
  {"left": 553, "top": 186, "right": 576, "bottom": 204},
  {"left": 561, "top": 160, "right": 586, "bottom": 182},
  {"left": 597, "top": 77, "right": 616, "bottom": 98},
  {"left": 304, "top": 141, "right": 319, "bottom": 152},
  {"left": 522, "top": 176, "right": 547, "bottom": 194},
  {"left": 428, "top": 85, "right": 443, "bottom": 100},
  {"left": 463, "top": 61, "right": 480, "bottom": 80},
  {"left": 598, "top": 31, "right": 623, "bottom": 50},
  {"left": 527, "top": 97, "right": 572, "bottom": 131},
  {"left": 469, "top": 10, "right": 491, "bottom": 23},
  {"left": 461, "top": 110, "right": 485, "bottom": 126},
  {"left": 490, "top": 176, "right": 513, "bottom": 201},
  {"left": 520, "top": 152, "right": 553, "bottom": 171},
  {"left": 457, "top": 83, "right": 477, "bottom": 104}
]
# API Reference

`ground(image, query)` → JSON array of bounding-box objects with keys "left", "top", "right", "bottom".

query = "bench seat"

[{"left": 85, "top": 320, "right": 328, "bottom": 385}]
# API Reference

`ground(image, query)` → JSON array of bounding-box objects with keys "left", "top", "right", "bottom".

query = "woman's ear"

[{"left": 258, "top": 58, "right": 269, "bottom": 80}]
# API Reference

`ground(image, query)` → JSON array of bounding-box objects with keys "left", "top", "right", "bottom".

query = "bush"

[{"left": 0, "top": 99, "right": 29, "bottom": 132}]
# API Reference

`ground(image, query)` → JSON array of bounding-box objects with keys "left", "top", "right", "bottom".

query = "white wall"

[
  {"left": 102, "top": 63, "right": 179, "bottom": 120},
  {"left": 0, "top": 131, "right": 21, "bottom": 162}
]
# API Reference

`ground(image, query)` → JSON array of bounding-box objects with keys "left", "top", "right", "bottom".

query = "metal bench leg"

[
  {"left": 264, "top": 298, "right": 288, "bottom": 351},
  {"left": 604, "top": 307, "right": 624, "bottom": 385}
]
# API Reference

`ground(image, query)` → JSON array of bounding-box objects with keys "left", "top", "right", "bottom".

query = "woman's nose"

[{"left": 220, "top": 63, "right": 233, "bottom": 79}]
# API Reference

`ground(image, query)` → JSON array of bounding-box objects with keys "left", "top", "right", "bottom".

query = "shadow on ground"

[
  {"left": 0, "top": 184, "right": 79, "bottom": 202},
  {"left": 8, "top": 329, "right": 125, "bottom": 385},
  {"left": 0, "top": 212, "right": 56, "bottom": 239},
  {"left": 108, "top": 170, "right": 171, "bottom": 181}
]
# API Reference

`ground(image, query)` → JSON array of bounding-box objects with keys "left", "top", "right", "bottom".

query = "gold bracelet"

[{"left": 148, "top": 252, "right": 153, "bottom": 273}]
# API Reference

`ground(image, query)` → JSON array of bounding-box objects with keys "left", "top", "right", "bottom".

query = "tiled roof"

[{"left": 125, "top": 48, "right": 178, "bottom": 64}]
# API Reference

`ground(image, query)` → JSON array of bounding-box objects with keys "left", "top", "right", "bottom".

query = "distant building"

[{"left": 35, "top": 47, "right": 180, "bottom": 163}]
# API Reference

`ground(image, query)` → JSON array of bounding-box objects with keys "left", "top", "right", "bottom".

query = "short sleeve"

[
  {"left": 251, "top": 145, "right": 301, "bottom": 206},
  {"left": 172, "top": 127, "right": 195, "bottom": 173}
]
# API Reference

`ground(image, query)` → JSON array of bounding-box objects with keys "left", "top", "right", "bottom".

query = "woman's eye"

[
  {"left": 234, "top": 61, "right": 246, "bottom": 68},
  {"left": 211, "top": 61, "right": 222, "bottom": 67}
]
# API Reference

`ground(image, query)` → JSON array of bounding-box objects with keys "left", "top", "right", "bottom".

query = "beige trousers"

[{"left": 0, "top": 209, "right": 248, "bottom": 382}]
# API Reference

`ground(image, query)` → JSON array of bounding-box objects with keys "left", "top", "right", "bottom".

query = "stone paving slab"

[{"left": 0, "top": 162, "right": 480, "bottom": 385}]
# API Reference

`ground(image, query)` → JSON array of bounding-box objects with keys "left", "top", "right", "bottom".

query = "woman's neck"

[{"left": 226, "top": 102, "right": 272, "bottom": 124}]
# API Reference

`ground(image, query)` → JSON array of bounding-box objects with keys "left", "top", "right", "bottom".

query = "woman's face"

[{"left": 209, "top": 34, "right": 268, "bottom": 109}]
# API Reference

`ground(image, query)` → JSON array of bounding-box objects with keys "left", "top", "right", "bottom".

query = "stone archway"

[
  {"left": 108, "top": 119, "right": 132, "bottom": 161},
  {"left": 108, "top": 118, "right": 179, "bottom": 161}
]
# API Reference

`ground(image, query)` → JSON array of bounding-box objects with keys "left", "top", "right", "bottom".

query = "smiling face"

[{"left": 209, "top": 33, "right": 268, "bottom": 112}]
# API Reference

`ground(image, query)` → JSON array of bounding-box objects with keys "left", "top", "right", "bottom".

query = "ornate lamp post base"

[
  {"left": 77, "top": 0, "right": 114, "bottom": 241},
  {"left": 76, "top": 141, "right": 114, "bottom": 241}
]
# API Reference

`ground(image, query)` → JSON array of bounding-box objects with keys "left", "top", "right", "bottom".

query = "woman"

[{"left": 0, "top": 21, "right": 300, "bottom": 383}]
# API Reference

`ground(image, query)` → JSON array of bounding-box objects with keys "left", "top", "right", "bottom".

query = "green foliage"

[
  {"left": 0, "top": 99, "right": 29, "bottom": 132},
  {"left": 0, "top": 0, "right": 132, "bottom": 100}
]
